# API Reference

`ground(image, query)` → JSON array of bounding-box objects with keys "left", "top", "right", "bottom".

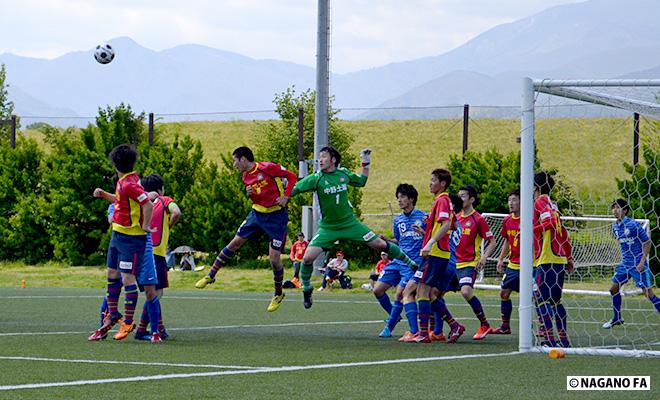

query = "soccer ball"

[{"left": 94, "top": 44, "right": 115, "bottom": 64}]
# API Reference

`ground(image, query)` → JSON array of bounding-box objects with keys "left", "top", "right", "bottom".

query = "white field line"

[
  {"left": 0, "top": 356, "right": 264, "bottom": 370},
  {"left": 1, "top": 313, "right": 658, "bottom": 337},
  {"left": 0, "top": 319, "right": 384, "bottom": 337},
  {"left": 0, "top": 351, "right": 521, "bottom": 391},
  {"left": 1, "top": 294, "right": 656, "bottom": 313}
]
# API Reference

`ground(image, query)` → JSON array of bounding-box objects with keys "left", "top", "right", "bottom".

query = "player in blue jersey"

[
  {"left": 377, "top": 184, "right": 426, "bottom": 337},
  {"left": 603, "top": 199, "right": 660, "bottom": 328}
]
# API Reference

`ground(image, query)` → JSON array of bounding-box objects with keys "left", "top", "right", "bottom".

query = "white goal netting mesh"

[{"left": 521, "top": 81, "right": 660, "bottom": 355}]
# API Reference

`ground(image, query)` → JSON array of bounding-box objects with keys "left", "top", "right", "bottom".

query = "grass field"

[
  {"left": 1, "top": 267, "right": 658, "bottom": 399},
  {"left": 23, "top": 116, "right": 655, "bottom": 217}
]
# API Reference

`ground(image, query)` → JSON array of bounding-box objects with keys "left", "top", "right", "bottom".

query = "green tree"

[
  {"left": 0, "top": 137, "right": 49, "bottom": 262},
  {"left": 0, "top": 64, "right": 16, "bottom": 141}
]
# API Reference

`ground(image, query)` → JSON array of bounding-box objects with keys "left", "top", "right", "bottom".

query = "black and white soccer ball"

[{"left": 94, "top": 44, "right": 115, "bottom": 64}]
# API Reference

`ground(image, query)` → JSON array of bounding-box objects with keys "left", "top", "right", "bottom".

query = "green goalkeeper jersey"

[{"left": 291, "top": 167, "right": 367, "bottom": 228}]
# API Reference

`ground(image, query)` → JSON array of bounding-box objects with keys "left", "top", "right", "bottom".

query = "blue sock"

[
  {"left": 99, "top": 296, "right": 108, "bottom": 328},
  {"left": 147, "top": 297, "right": 162, "bottom": 334},
  {"left": 467, "top": 295, "right": 489, "bottom": 326},
  {"left": 376, "top": 293, "right": 392, "bottom": 314},
  {"left": 612, "top": 292, "right": 622, "bottom": 321},
  {"left": 650, "top": 295, "right": 660, "bottom": 314},
  {"left": 404, "top": 302, "right": 419, "bottom": 334},
  {"left": 387, "top": 300, "right": 404, "bottom": 331}
]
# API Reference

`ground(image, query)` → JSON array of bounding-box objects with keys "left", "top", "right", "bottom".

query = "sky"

[{"left": 0, "top": 0, "right": 585, "bottom": 74}]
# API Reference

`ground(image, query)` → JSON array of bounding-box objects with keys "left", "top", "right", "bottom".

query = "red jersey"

[
  {"left": 289, "top": 240, "right": 308, "bottom": 262},
  {"left": 151, "top": 196, "right": 176, "bottom": 257},
  {"left": 375, "top": 259, "right": 390, "bottom": 274},
  {"left": 243, "top": 162, "right": 297, "bottom": 213},
  {"left": 112, "top": 172, "right": 150, "bottom": 236},
  {"left": 422, "top": 192, "right": 453, "bottom": 259},
  {"left": 501, "top": 214, "right": 520, "bottom": 269},
  {"left": 456, "top": 210, "right": 494, "bottom": 268},
  {"left": 533, "top": 194, "right": 570, "bottom": 266}
]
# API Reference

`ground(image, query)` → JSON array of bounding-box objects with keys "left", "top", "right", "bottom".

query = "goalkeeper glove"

[{"left": 360, "top": 148, "right": 372, "bottom": 167}]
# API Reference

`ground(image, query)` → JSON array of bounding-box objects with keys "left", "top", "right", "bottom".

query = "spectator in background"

[
  {"left": 288, "top": 232, "right": 308, "bottom": 288},
  {"left": 319, "top": 251, "right": 349, "bottom": 291},
  {"left": 363, "top": 252, "right": 390, "bottom": 290}
]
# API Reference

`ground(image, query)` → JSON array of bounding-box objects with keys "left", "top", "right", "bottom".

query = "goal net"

[{"left": 518, "top": 78, "right": 660, "bottom": 357}]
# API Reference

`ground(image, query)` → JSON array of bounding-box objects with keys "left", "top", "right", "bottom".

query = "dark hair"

[
  {"left": 297, "top": 232, "right": 305, "bottom": 238},
  {"left": 508, "top": 188, "right": 520, "bottom": 198},
  {"left": 142, "top": 173, "right": 164, "bottom": 193},
  {"left": 534, "top": 171, "right": 555, "bottom": 195},
  {"left": 395, "top": 183, "right": 419, "bottom": 206},
  {"left": 320, "top": 146, "right": 341, "bottom": 167},
  {"left": 431, "top": 168, "right": 452, "bottom": 189},
  {"left": 232, "top": 146, "right": 254, "bottom": 162},
  {"left": 109, "top": 144, "right": 138, "bottom": 173},
  {"left": 449, "top": 193, "right": 463, "bottom": 214},
  {"left": 611, "top": 198, "right": 629, "bottom": 214},
  {"left": 460, "top": 185, "right": 480, "bottom": 207}
]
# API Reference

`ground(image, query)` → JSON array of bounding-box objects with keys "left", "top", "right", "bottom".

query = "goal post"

[{"left": 519, "top": 78, "right": 660, "bottom": 357}]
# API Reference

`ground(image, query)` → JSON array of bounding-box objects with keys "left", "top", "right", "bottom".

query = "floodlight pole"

[
  {"left": 313, "top": 0, "right": 330, "bottom": 233},
  {"left": 519, "top": 77, "right": 535, "bottom": 353}
]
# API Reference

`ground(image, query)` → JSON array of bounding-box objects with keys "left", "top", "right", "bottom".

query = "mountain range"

[{"left": 2, "top": 0, "right": 659, "bottom": 124}]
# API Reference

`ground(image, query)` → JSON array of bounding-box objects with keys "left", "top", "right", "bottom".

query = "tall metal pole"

[
  {"left": 10, "top": 115, "right": 16, "bottom": 149},
  {"left": 462, "top": 104, "right": 469, "bottom": 156},
  {"left": 148, "top": 112, "right": 155, "bottom": 145},
  {"left": 519, "top": 77, "right": 535, "bottom": 353},
  {"left": 633, "top": 112, "right": 640, "bottom": 166},
  {"left": 313, "top": 0, "right": 330, "bottom": 232}
]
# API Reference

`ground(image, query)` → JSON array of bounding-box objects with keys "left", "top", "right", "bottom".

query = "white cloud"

[{"left": 0, "top": 0, "right": 584, "bottom": 72}]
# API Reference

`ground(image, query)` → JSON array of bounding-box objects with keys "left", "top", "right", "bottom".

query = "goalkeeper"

[{"left": 290, "top": 146, "right": 419, "bottom": 309}]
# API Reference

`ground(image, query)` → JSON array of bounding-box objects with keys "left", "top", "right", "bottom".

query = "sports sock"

[
  {"left": 650, "top": 295, "right": 660, "bottom": 314},
  {"left": 106, "top": 278, "right": 122, "bottom": 315},
  {"left": 430, "top": 300, "right": 444, "bottom": 335},
  {"left": 467, "top": 295, "right": 489, "bottom": 326},
  {"left": 418, "top": 298, "right": 431, "bottom": 335},
  {"left": 612, "top": 292, "right": 622, "bottom": 321},
  {"left": 138, "top": 303, "right": 149, "bottom": 332},
  {"left": 434, "top": 298, "right": 459, "bottom": 330},
  {"left": 538, "top": 302, "right": 555, "bottom": 341},
  {"left": 147, "top": 297, "right": 162, "bottom": 334},
  {"left": 376, "top": 293, "right": 392, "bottom": 314},
  {"left": 123, "top": 284, "right": 139, "bottom": 325},
  {"left": 293, "top": 262, "right": 301, "bottom": 279},
  {"left": 209, "top": 247, "right": 235, "bottom": 279},
  {"left": 403, "top": 301, "right": 419, "bottom": 334},
  {"left": 555, "top": 302, "right": 568, "bottom": 343},
  {"left": 501, "top": 299, "right": 512, "bottom": 327},
  {"left": 273, "top": 267, "right": 284, "bottom": 296},
  {"left": 387, "top": 300, "right": 404, "bottom": 331},
  {"left": 99, "top": 296, "right": 108, "bottom": 328},
  {"left": 301, "top": 261, "right": 313, "bottom": 291}
]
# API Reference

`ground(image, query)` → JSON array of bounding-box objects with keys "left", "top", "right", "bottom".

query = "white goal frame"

[{"left": 520, "top": 78, "right": 660, "bottom": 357}]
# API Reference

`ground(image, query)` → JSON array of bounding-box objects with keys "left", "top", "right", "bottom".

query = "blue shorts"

[
  {"left": 378, "top": 260, "right": 414, "bottom": 288},
  {"left": 501, "top": 268, "right": 520, "bottom": 292},
  {"left": 612, "top": 264, "right": 653, "bottom": 289},
  {"left": 534, "top": 263, "right": 565, "bottom": 305},
  {"left": 456, "top": 266, "right": 477, "bottom": 288},
  {"left": 137, "top": 235, "right": 158, "bottom": 287},
  {"left": 236, "top": 209, "right": 288, "bottom": 252}
]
